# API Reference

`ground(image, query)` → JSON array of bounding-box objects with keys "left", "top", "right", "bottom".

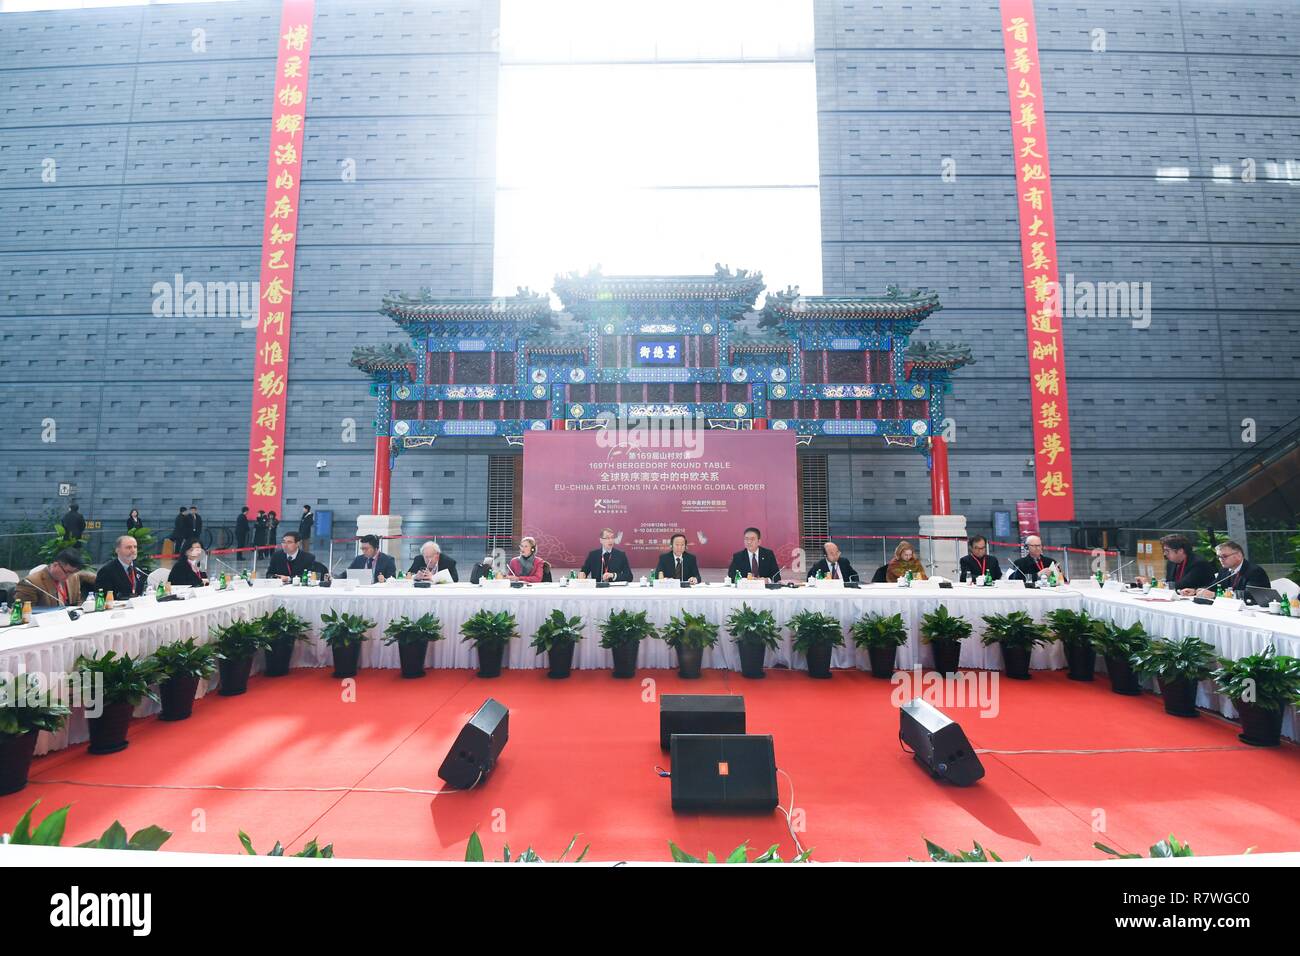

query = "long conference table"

[{"left": 4, "top": 580, "right": 1299, "bottom": 754}]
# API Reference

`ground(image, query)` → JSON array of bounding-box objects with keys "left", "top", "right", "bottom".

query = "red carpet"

[{"left": 6, "top": 667, "right": 1299, "bottom": 862}]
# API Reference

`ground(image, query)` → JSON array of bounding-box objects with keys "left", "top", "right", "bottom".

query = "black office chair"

[{"left": 871, "top": 564, "right": 888, "bottom": 583}]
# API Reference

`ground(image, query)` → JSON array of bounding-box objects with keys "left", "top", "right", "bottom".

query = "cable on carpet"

[
  {"left": 28, "top": 772, "right": 484, "bottom": 796},
  {"left": 776, "top": 768, "right": 806, "bottom": 859},
  {"left": 973, "top": 745, "right": 1252, "bottom": 755}
]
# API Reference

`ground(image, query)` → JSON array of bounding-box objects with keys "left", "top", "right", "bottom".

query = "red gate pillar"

[
  {"left": 929, "top": 435, "right": 951, "bottom": 516},
  {"left": 371, "top": 435, "right": 392, "bottom": 516}
]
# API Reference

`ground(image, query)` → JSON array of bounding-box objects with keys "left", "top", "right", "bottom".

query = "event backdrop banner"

[
  {"left": 1000, "top": 0, "right": 1076, "bottom": 522},
  {"left": 522, "top": 429, "right": 799, "bottom": 571},
  {"left": 245, "top": 0, "right": 316, "bottom": 516}
]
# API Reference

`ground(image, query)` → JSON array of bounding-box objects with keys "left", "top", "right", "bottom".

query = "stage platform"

[{"left": 5, "top": 667, "right": 1298, "bottom": 863}]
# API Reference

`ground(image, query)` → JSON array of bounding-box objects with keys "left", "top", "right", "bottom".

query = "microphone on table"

[
  {"left": 17, "top": 579, "right": 83, "bottom": 620},
  {"left": 1107, "top": 558, "right": 1137, "bottom": 581}
]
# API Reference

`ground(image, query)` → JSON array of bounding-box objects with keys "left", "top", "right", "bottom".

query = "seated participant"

[
  {"left": 1189, "top": 539, "right": 1269, "bottom": 598},
  {"left": 653, "top": 533, "right": 700, "bottom": 584},
  {"left": 408, "top": 540, "right": 458, "bottom": 582},
  {"left": 1010, "top": 535, "right": 1066, "bottom": 583},
  {"left": 959, "top": 536, "right": 1003, "bottom": 582},
  {"left": 581, "top": 528, "right": 633, "bottom": 582},
  {"left": 16, "top": 549, "right": 91, "bottom": 608},
  {"left": 168, "top": 540, "right": 209, "bottom": 588},
  {"left": 807, "top": 541, "right": 857, "bottom": 582},
  {"left": 507, "top": 536, "right": 546, "bottom": 583},
  {"left": 95, "top": 535, "right": 148, "bottom": 597},
  {"left": 343, "top": 534, "right": 396, "bottom": 583},
  {"left": 885, "top": 540, "right": 927, "bottom": 583},
  {"left": 1135, "top": 534, "right": 1212, "bottom": 591},
  {"left": 267, "top": 532, "right": 316, "bottom": 581},
  {"left": 727, "top": 527, "right": 781, "bottom": 582}
]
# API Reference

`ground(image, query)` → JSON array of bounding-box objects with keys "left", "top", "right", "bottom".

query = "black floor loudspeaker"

[
  {"left": 899, "top": 697, "right": 984, "bottom": 786},
  {"left": 438, "top": 698, "right": 509, "bottom": 790},
  {"left": 659, "top": 694, "right": 745, "bottom": 750},
  {"left": 669, "top": 734, "right": 778, "bottom": 812}
]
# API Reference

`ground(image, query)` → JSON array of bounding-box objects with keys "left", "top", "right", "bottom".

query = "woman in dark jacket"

[
  {"left": 168, "top": 540, "right": 209, "bottom": 588},
  {"left": 127, "top": 509, "right": 144, "bottom": 531}
]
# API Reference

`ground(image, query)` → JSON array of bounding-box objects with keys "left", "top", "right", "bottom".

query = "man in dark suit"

[
  {"left": 581, "top": 527, "right": 633, "bottom": 582},
  {"left": 95, "top": 535, "right": 148, "bottom": 598},
  {"left": 235, "top": 506, "right": 250, "bottom": 562},
  {"left": 653, "top": 533, "right": 700, "bottom": 583},
  {"left": 1189, "top": 539, "right": 1270, "bottom": 598},
  {"left": 298, "top": 505, "right": 315, "bottom": 549},
  {"left": 267, "top": 532, "right": 316, "bottom": 581},
  {"left": 187, "top": 506, "right": 203, "bottom": 544},
  {"left": 61, "top": 503, "right": 86, "bottom": 543},
  {"left": 408, "top": 540, "right": 458, "bottom": 582},
  {"left": 253, "top": 510, "right": 269, "bottom": 550},
  {"left": 958, "top": 535, "right": 1003, "bottom": 582},
  {"left": 727, "top": 527, "right": 781, "bottom": 582},
  {"left": 345, "top": 534, "right": 397, "bottom": 583},
  {"left": 807, "top": 540, "right": 857, "bottom": 582},
  {"left": 170, "top": 507, "right": 189, "bottom": 554},
  {"left": 1135, "top": 534, "right": 1213, "bottom": 591},
  {"left": 1010, "top": 535, "right": 1067, "bottom": 583}
]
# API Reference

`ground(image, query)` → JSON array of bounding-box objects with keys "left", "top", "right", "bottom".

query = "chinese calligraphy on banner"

[
  {"left": 245, "top": 0, "right": 316, "bottom": 516},
  {"left": 1000, "top": 0, "right": 1075, "bottom": 521}
]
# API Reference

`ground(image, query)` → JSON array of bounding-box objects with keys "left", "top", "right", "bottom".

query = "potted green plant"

[
  {"left": 660, "top": 612, "right": 720, "bottom": 679},
  {"left": 981, "top": 611, "right": 1054, "bottom": 680},
  {"left": 919, "top": 605, "right": 972, "bottom": 677},
  {"left": 1212, "top": 646, "right": 1300, "bottom": 746},
  {"left": 211, "top": 618, "right": 271, "bottom": 695},
  {"left": 1092, "top": 620, "right": 1149, "bottom": 696},
  {"left": 320, "top": 610, "right": 376, "bottom": 678},
  {"left": 1046, "top": 608, "right": 1099, "bottom": 681},
  {"left": 148, "top": 638, "right": 217, "bottom": 721},
  {"left": 787, "top": 610, "right": 844, "bottom": 679},
  {"left": 0, "top": 673, "right": 71, "bottom": 795},
  {"left": 598, "top": 609, "right": 657, "bottom": 679},
  {"left": 1131, "top": 636, "right": 1216, "bottom": 717},
  {"left": 851, "top": 611, "right": 908, "bottom": 678},
  {"left": 72, "top": 651, "right": 157, "bottom": 755},
  {"left": 259, "top": 606, "right": 312, "bottom": 677},
  {"left": 460, "top": 609, "right": 518, "bottom": 678},
  {"left": 383, "top": 612, "right": 444, "bottom": 678},
  {"left": 530, "top": 609, "right": 584, "bottom": 679},
  {"left": 725, "top": 603, "right": 780, "bottom": 679}
]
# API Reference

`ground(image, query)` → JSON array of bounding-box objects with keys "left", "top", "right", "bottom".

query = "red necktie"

[{"left": 128, "top": 567, "right": 136, "bottom": 593}]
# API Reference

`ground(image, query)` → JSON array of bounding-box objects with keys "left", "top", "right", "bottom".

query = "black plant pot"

[
  {"left": 930, "top": 638, "right": 962, "bottom": 677},
  {"left": 87, "top": 700, "right": 134, "bottom": 755},
  {"left": 676, "top": 645, "right": 703, "bottom": 679},
  {"left": 398, "top": 639, "right": 429, "bottom": 678},
  {"left": 158, "top": 674, "right": 199, "bottom": 721},
  {"left": 804, "top": 643, "right": 833, "bottom": 679},
  {"left": 866, "top": 645, "right": 898, "bottom": 679},
  {"left": 610, "top": 642, "right": 639, "bottom": 679},
  {"left": 0, "top": 731, "right": 38, "bottom": 795},
  {"left": 1104, "top": 655, "right": 1142, "bottom": 695},
  {"left": 547, "top": 640, "right": 575, "bottom": 679},
  {"left": 738, "top": 642, "right": 767, "bottom": 679},
  {"left": 1064, "top": 643, "right": 1096, "bottom": 681},
  {"left": 1001, "top": 644, "right": 1032, "bottom": 680},
  {"left": 1159, "top": 676, "right": 1199, "bottom": 717},
  {"left": 219, "top": 655, "right": 254, "bottom": 695},
  {"left": 331, "top": 643, "right": 362, "bottom": 679},
  {"left": 1235, "top": 701, "right": 1283, "bottom": 746},
  {"left": 477, "top": 643, "right": 505, "bottom": 679},
  {"left": 264, "top": 635, "right": 297, "bottom": 677}
]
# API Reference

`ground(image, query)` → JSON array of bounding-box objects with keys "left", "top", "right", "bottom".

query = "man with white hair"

[
  {"left": 1009, "top": 534, "right": 1067, "bottom": 583},
  {"left": 94, "top": 534, "right": 148, "bottom": 597},
  {"left": 409, "top": 540, "right": 458, "bottom": 582}
]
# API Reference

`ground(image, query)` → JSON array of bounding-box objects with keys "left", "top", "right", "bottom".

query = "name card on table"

[
  {"left": 568, "top": 578, "right": 598, "bottom": 588},
  {"left": 480, "top": 579, "right": 512, "bottom": 589},
  {"left": 738, "top": 579, "right": 767, "bottom": 590},
  {"left": 807, "top": 579, "right": 844, "bottom": 589},
  {"left": 653, "top": 578, "right": 682, "bottom": 589}
]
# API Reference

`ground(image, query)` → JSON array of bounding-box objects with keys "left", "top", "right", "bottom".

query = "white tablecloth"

[{"left": 4, "top": 580, "right": 1298, "bottom": 753}]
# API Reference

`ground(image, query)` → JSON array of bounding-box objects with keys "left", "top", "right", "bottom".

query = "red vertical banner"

[
  {"left": 1000, "top": 0, "right": 1075, "bottom": 521},
  {"left": 245, "top": 0, "right": 316, "bottom": 515}
]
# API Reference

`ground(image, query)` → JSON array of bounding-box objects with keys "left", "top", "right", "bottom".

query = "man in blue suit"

[{"left": 343, "top": 534, "right": 397, "bottom": 583}]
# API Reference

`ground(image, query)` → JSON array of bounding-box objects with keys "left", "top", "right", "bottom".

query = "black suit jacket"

[
  {"left": 959, "top": 554, "right": 1003, "bottom": 582},
  {"left": 299, "top": 513, "right": 314, "bottom": 539},
  {"left": 408, "top": 553, "right": 459, "bottom": 582},
  {"left": 235, "top": 514, "right": 250, "bottom": 545},
  {"left": 1221, "top": 560, "right": 1270, "bottom": 595},
  {"left": 268, "top": 548, "right": 316, "bottom": 579},
  {"left": 1165, "top": 555, "right": 1216, "bottom": 591},
  {"left": 188, "top": 514, "right": 203, "bottom": 538},
  {"left": 62, "top": 511, "right": 86, "bottom": 539},
  {"left": 171, "top": 514, "right": 189, "bottom": 540},
  {"left": 727, "top": 547, "right": 781, "bottom": 582},
  {"left": 95, "top": 560, "right": 148, "bottom": 597},
  {"left": 654, "top": 551, "right": 700, "bottom": 582},
  {"left": 807, "top": 557, "right": 858, "bottom": 582},
  {"left": 1011, "top": 554, "right": 1066, "bottom": 582},
  {"left": 347, "top": 551, "right": 397, "bottom": 583},
  {"left": 581, "top": 548, "right": 633, "bottom": 582},
  {"left": 168, "top": 560, "right": 208, "bottom": 588}
]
